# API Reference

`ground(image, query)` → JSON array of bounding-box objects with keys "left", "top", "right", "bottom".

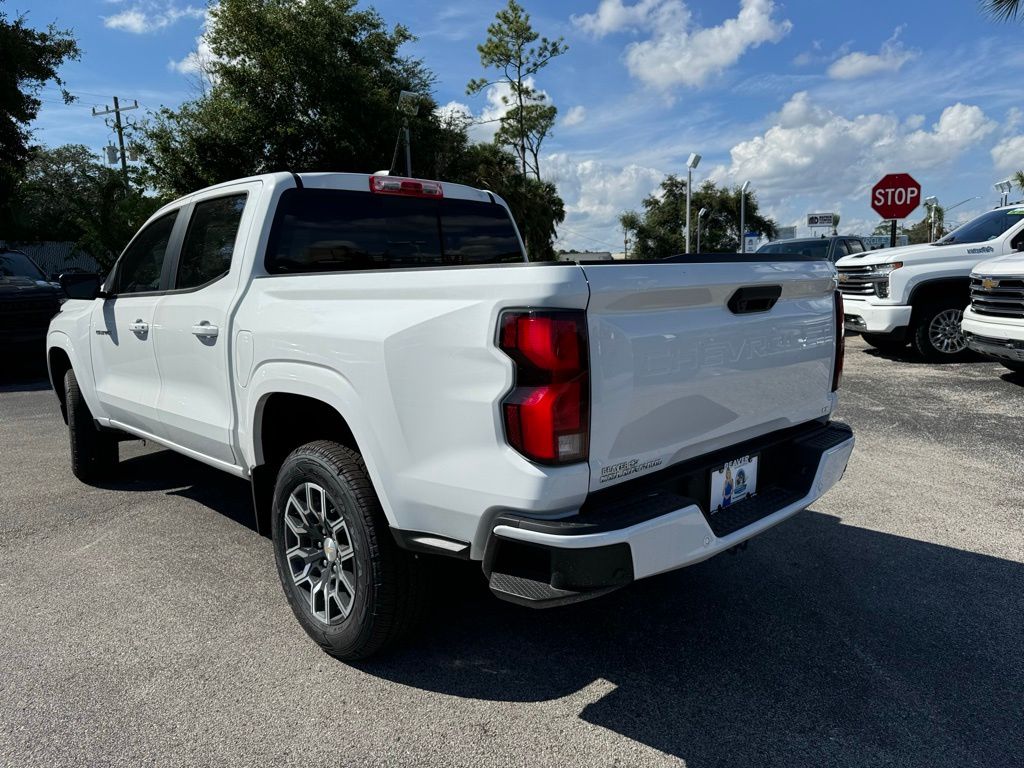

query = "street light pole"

[
  {"left": 739, "top": 180, "right": 750, "bottom": 253},
  {"left": 924, "top": 196, "right": 938, "bottom": 242},
  {"left": 685, "top": 153, "right": 701, "bottom": 254},
  {"left": 697, "top": 207, "right": 707, "bottom": 253}
]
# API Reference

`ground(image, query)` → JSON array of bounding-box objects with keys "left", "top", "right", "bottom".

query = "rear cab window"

[{"left": 265, "top": 188, "right": 524, "bottom": 274}]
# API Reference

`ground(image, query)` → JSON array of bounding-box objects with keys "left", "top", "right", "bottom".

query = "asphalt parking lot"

[{"left": 1, "top": 337, "right": 1022, "bottom": 768}]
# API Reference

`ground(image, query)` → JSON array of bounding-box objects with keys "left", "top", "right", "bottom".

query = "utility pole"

[{"left": 92, "top": 97, "right": 139, "bottom": 184}]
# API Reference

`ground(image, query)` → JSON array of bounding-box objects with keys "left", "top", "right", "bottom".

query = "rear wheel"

[
  {"left": 861, "top": 332, "right": 907, "bottom": 354},
  {"left": 271, "top": 440, "right": 426, "bottom": 660},
  {"left": 64, "top": 369, "right": 118, "bottom": 483},
  {"left": 911, "top": 303, "right": 970, "bottom": 362},
  {"left": 1001, "top": 361, "right": 1024, "bottom": 374}
]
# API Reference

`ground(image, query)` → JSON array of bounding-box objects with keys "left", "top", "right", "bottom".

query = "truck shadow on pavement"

[{"left": 364, "top": 512, "right": 1022, "bottom": 768}]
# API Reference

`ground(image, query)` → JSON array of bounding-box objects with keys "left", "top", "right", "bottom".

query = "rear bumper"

[
  {"left": 483, "top": 421, "right": 854, "bottom": 607},
  {"left": 842, "top": 298, "right": 911, "bottom": 334}
]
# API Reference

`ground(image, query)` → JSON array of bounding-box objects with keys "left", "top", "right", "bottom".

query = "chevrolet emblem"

[
  {"left": 982, "top": 277, "right": 1000, "bottom": 290},
  {"left": 838, "top": 273, "right": 849, "bottom": 283}
]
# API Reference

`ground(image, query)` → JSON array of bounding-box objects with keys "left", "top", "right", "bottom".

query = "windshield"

[
  {"left": 934, "top": 208, "right": 1024, "bottom": 246},
  {"left": 0, "top": 251, "right": 46, "bottom": 280},
  {"left": 757, "top": 240, "right": 830, "bottom": 259}
]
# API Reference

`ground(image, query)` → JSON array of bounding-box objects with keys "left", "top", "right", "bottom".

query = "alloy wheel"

[
  {"left": 283, "top": 482, "right": 356, "bottom": 625},
  {"left": 928, "top": 308, "right": 967, "bottom": 355}
]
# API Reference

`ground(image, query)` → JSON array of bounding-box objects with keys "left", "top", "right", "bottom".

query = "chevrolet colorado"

[
  {"left": 836, "top": 204, "right": 1024, "bottom": 361},
  {"left": 47, "top": 172, "right": 854, "bottom": 659}
]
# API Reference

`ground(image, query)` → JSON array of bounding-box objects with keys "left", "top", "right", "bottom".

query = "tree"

[
  {"left": 620, "top": 177, "right": 776, "bottom": 258},
  {"left": 142, "top": 0, "right": 462, "bottom": 195},
  {"left": 467, "top": 0, "right": 567, "bottom": 179},
  {"left": 905, "top": 204, "right": 945, "bottom": 244},
  {"left": 1013, "top": 169, "right": 1024, "bottom": 193},
  {"left": 8, "top": 144, "right": 167, "bottom": 270},
  {"left": 0, "top": 4, "right": 79, "bottom": 227}
]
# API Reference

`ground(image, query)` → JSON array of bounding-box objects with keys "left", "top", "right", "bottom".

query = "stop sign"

[{"left": 871, "top": 173, "right": 921, "bottom": 219}]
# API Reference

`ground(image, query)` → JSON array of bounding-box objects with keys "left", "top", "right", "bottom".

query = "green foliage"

[
  {"left": 467, "top": 0, "right": 566, "bottom": 179},
  {"left": 142, "top": 0, "right": 460, "bottom": 195},
  {"left": 7, "top": 144, "right": 167, "bottom": 270},
  {"left": 984, "top": 0, "right": 1022, "bottom": 21},
  {"left": 0, "top": 3, "right": 79, "bottom": 227},
  {"left": 620, "top": 177, "right": 776, "bottom": 258},
  {"left": 906, "top": 204, "right": 945, "bottom": 244}
]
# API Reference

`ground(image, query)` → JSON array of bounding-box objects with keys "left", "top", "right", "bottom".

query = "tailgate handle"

[{"left": 728, "top": 285, "right": 782, "bottom": 315}]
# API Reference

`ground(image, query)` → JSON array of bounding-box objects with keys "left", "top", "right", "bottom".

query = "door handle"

[
  {"left": 128, "top": 319, "right": 149, "bottom": 334},
  {"left": 191, "top": 321, "right": 219, "bottom": 338}
]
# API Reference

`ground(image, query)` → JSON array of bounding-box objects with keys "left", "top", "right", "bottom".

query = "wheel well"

[
  {"left": 251, "top": 393, "right": 359, "bottom": 536},
  {"left": 909, "top": 278, "right": 971, "bottom": 322},
  {"left": 48, "top": 348, "right": 73, "bottom": 424}
]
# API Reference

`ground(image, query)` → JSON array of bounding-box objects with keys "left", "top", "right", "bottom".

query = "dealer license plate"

[{"left": 710, "top": 455, "right": 759, "bottom": 512}]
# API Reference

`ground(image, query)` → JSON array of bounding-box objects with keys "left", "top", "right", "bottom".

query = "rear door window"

[
  {"left": 265, "top": 188, "right": 523, "bottom": 273},
  {"left": 175, "top": 194, "right": 247, "bottom": 290}
]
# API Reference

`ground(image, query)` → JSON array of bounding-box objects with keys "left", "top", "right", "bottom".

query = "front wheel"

[
  {"left": 911, "top": 303, "right": 970, "bottom": 362},
  {"left": 65, "top": 369, "right": 118, "bottom": 483},
  {"left": 861, "top": 332, "right": 908, "bottom": 354},
  {"left": 271, "top": 440, "right": 426, "bottom": 660}
]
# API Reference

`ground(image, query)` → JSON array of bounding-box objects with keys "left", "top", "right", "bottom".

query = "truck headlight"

[{"left": 872, "top": 262, "right": 902, "bottom": 299}]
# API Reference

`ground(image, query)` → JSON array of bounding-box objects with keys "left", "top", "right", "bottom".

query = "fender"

[
  {"left": 242, "top": 360, "right": 398, "bottom": 526},
  {"left": 906, "top": 275, "right": 971, "bottom": 306},
  {"left": 46, "top": 327, "right": 106, "bottom": 422}
]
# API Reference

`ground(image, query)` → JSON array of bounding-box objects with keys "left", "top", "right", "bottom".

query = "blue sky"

[{"left": 24, "top": 0, "right": 1024, "bottom": 251}]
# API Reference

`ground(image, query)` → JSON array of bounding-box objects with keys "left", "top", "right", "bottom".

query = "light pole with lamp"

[
  {"left": 396, "top": 90, "right": 421, "bottom": 177},
  {"left": 739, "top": 180, "right": 751, "bottom": 253},
  {"left": 924, "top": 196, "right": 938, "bottom": 242},
  {"left": 696, "top": 207, "right": 707, "bottom": 253},
  {"left": 994, "top": 179, "right": 1013, "bottom": 207},
  {"left": 685, "top": 153, "right": 701, "bottom": 254}
]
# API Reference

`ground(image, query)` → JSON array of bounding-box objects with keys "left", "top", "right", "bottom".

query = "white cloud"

[
  {"left": 716, "top": 92, "right": 995, "bottom": 198},
  {"left": 438, "top": 79, "right": 550, "bottom": 144},
  {"left": 991, "top": 135, "right": 1024, "bottom": 173},
  {"left": 104, "top": 2, "right": 204, "bottom": 34},
  {"left": 562, "top": 105, "right": 587, "bottom": 127},
  {"left": 827, "top": 27, "right": 917, "bottom": 80},
  {"left": 546, "top": 153, "right": 666, "bottom": 249},
  {"left": 574, "top": 0, "right": 792, "bottom": 90},
  {"left": 168, "top": 7, "right": 216, "bottom": 78}
]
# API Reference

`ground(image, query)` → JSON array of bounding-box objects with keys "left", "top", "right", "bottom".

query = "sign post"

[{"left": 871, "top": 173, "right": 921, "bottom": 247}]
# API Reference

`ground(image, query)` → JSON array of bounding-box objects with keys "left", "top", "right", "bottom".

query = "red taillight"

[
  {"left": 498, "top": 310, "right": 589, "bottom": 465},
  {"left": 369, "top": 175, "right": 443, "bottom": 198},
  {"left": 832, "top": 290, "right": 844, "bottom": 392}
]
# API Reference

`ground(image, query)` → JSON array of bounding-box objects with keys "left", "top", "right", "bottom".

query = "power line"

[{"left": 553, "top": 224, "right": 618, "bottom": 250}]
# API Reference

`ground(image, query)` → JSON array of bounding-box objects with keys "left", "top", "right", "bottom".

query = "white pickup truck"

[
  {"left": 962, "top": 252, "right": 1024, "bottom": 374},
  {"left": 836, "top": 205, "right": 1024, "bottom": 361},
  {"left": 47, "top": 171, "right": 853, "bottom": 659}
]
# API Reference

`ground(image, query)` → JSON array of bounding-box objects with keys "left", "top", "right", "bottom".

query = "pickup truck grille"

[
  {"left": 836, "top": 264, "right": 879, "bottom": 296},
  {"left": 0, "top": 296, "right": 61, "bottom": 330},
  {"left": 970, "top": 276, "right": 1024, "bottom": 319}
]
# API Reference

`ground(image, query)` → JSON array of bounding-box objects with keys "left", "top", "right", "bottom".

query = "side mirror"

[{"left": 59, "top": 272, "right": 104, "bottom": 300}]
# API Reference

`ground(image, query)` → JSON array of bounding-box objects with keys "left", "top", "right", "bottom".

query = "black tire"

[
  {"left": 1001, "top": 361, "right": 1024, "bottom": 374},
  {"left": 271, "top": 440, "right": 425, "bottom": 660},
  {"left": 64, "top": 369, "right": 118, "bottom": 483},
  {"left": 911, "top": 302, "right": 970, "bottom": 362},
  {"left": 861, "top": 332, "right": 908, "bottom": 354}
]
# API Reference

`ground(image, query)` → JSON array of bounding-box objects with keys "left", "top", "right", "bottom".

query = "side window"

[
  {"left": 847, "top": 239, "right": 865, "bottom": 254},
  {"left": 175, "top": 194, "right": 247, "bottom": 290},
  {"left": 834, "top": 240, "right": 850, "bottom": 259},
  {"left": 113, "top": 212, "right": 177, "bottom": 294}
]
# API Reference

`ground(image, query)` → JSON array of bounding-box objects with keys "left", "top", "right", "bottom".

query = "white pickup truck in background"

[
  {"left": 836, "top": 205, "right": 1024, "bottom": 361},
  {"left": 962, "top": 252, "right": 1024, "bottom": 374},
  {"left": 47, "top": 171, "right": 853, "bottom": 659}
]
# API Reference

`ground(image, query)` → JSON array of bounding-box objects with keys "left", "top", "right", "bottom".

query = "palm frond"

[{"left": 984, "top": 0, "right": 1022, "bottom": 21}]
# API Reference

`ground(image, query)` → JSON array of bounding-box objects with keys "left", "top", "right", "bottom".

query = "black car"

[
  {"left": 756, "top": 236, "right": 866, "bottom": 263},
  {"left": 0, "top": 248, "right": 64, "bottom": 355}
]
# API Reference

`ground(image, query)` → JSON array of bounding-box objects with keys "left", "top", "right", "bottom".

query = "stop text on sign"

[{"left": 873, "top": 187, "right": 918, "bottom": 208}]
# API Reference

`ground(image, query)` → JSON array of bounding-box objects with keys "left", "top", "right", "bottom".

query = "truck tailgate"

[{"left": 581, "top": 260, "right": 838, "bottom": 491}]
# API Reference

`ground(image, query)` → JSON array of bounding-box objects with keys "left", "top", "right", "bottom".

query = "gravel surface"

[{"left": 1, "top": 337, "right": 1022, "bottom": 767}]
